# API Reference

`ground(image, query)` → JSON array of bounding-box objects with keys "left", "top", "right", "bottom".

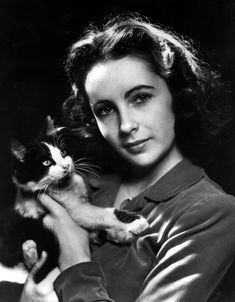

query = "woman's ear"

[{"left": 10, "top": 138, "right": 27, "bottom": 163}]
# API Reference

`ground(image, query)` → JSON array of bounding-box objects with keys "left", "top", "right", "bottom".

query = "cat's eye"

[
  {"left": 43, "top": 160, "right": 52, "bottom": 166},
  {"left": 61, "top": 150, "right": 67, "bottom": 157}
]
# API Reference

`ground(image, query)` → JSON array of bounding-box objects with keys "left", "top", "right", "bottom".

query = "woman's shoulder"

[
  {"left": 147, "top": 171, "right": 235, "bottom": 237},
  {"left": 169, "top": 175, "right": 235, "bottom": 234},
  {"left": 183, "top": 174, "right": 235, "bottom": 211}
]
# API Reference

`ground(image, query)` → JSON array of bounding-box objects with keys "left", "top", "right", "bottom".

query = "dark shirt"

[
  {"left": 54, "top": 159, "right": 235, "bottom": 302},
  {"left": 1, "top": 159, "right": 235, "bottom": 301}
]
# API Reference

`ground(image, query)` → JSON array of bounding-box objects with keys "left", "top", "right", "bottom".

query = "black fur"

[
  {"left": 0, "top": 209, "right": 59, "bottom": 283},
  {"left": 12, "top": 141, "right": 53, "bottom": 185},
  {"left": 114, "top": 209, "right": 140, "bottom": 223},
  {"left": 0, "top": 117, "right": 147, "bottom": 282},
  {"left": 0, "top": 119, "right": 79, "bottom": 282}
]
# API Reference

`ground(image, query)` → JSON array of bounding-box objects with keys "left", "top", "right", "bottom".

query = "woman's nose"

[{"left": 119, "top": 108, "right": 138, "bottom": 135}]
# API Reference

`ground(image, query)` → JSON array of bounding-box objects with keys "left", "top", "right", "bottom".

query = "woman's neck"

[
  {"left": 114, "top": 145, "right": 183, "bottom": 207},
  {"left": 122, "top": 146, "right": 183, "bottom": 194}
]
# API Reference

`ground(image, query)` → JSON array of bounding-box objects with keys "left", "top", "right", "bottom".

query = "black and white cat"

[{"left": 0, "top": 116, "right": 149, "bottom": 282}]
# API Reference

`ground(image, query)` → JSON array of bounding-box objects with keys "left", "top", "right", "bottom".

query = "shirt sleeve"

[
  {"left": 54, "top": 262, "right": 114, "bottom": 302},
  {"left": 135, "top": 195, "right": 235, "bottom": 302},
  {"left": 54, "top": 195, "right": 235, "bottom": 302}
]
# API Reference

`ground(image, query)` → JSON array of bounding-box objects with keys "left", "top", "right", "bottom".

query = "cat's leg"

[
  {"left": 50, "top": 173, "right": 149, "bottom": 243},
  {"left": 14, "top": 189, "right": 45, "bottom": 219},
  {"left": 103, "top": 209, "right": 149, "bottom": 243},
  {"left": 0, "top": 263, "right": 28, "bottom": 283},
  {"left": 69, "top": 204, "right": 149, "bottom": 243}
]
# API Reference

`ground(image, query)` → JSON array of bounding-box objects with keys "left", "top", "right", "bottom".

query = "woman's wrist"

[
  {"left": 59, "top": 251, "right": 91, "bottom": 271},
  {"left": 55, "top": 224, "right": 91, "bottom": 271}
]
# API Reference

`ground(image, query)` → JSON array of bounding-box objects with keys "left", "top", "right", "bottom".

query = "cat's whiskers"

[
  {"left": 58, "top": 137, "right": 67, "bottom": 150},
  {"left": 74, "top": 168, "right": 87, "bottom": 181},
  {"left": 73, "top": 157, "right": 91, "bottom": 164},
  {"left": 73, "top": 157, "right": 100, "bottom": 167},
  {"left": 52, "top": 132, "right": 60, "bottom": 149},
  {"left": 74, "top": 161, "right": 100, "bottom": 173},
  {"left": 36, "top": 177, "right": 60, "bottom": 204},
  {"left": 44, "top": 179, "right": 55, "bottom": 196},
  {"left": 74, "top": 161, "right": 100, "bottom": 172},
  {"left": 75, "top": 161, "right": 100, "bottom": 169},
  {"left": 36, "top": 177, "right": 54, "bottom": 199},
  {"left": 74, "top": 166, "right": 99, "bottom": 178},
  {"left": 55, "top": 132, "right": 66, "bottom": 149},
  {"left": 75, "top": 164, "right": 97, "bottom": 173}
]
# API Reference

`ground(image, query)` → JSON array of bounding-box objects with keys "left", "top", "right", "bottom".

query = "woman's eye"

[
  {"left": 133, "top": 93, "right": 151, "bottom": 105},
  {"left": 43, "top": 160, "right": 52, "bottom": 166},
  {"left": 96, "top": 106, "right": 114, "bottom": 117},
  {"left": 61, "top": 150, "right": 67, "bottom": 157}
]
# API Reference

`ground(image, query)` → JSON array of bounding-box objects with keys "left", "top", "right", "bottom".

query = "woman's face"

[{"left": 85, "top": 56, "right": 180, "bottom": 170}]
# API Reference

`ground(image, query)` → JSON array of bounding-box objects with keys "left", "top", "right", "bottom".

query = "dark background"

[{"left": 0, "top": 0, "right": 234, "bottom": 207}]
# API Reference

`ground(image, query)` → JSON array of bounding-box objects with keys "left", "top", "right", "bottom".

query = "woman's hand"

[
  {"left": 39, "top": 193, "right": 91, "bottom": 271},
  {"left": 49, "top": 173, "right": 89, "bottom": 212},
  {"left": 19, "top": 252, "right": 60, "bottom": 302}
]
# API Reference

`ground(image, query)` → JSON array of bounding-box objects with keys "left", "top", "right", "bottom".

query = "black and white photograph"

[{"left": 0, "top": 1, "right": 235, "bottom": 301}]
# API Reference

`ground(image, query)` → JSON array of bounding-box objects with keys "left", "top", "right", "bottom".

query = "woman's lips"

[{"left": 123, "top": 138, "right": 150, "bottom": 153}]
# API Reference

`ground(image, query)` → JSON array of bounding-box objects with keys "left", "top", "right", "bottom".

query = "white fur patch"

[
  {"left": 0, "top": 263, "right": 28, "bottom": 283},
  {"left": 15, "top": 143, "right": 74, "bottom": 192},
  {"left": 43, "top": 143, "right": 73, "bottom": 179}
]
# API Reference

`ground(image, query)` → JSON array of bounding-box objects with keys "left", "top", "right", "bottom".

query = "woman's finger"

[
  {"left": 38, "top": 194, "right": 65, "bottom": 214},
  {"left": 45, "top": 291, "right": 59, "bottom": 302},
  {"left": 38, "top": 194, "right": 60, "bottom": 213},
  {"left": 20, "top": 251, "right": 60, "bottom": 302},
  {"left": 27, "top": 251, "right": 48, "bottom": 283},
  {"left": 38, "top": 193, "right": 75, "bottom": 231},
  {"left": 38, "top": 267, "right": 60, "bottom": 290}
]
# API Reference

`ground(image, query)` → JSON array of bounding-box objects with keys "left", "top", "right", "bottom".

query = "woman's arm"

[
  {"left": 18, "top": 188, "right": 92, "bottom": 302},
  {"left": 39, "top": 194, "right": 91, "bottom": 270},
  {"left": 135, "top": 195, "right": 235, "bottom": 302},
  {"left": 39, "top": 189, "right": 114, "bottom": 302},
  {"left": 19, "top": 252, "right": 60, "bottom": 302},
  {"left": 53, "top": 195, "right": 235, "bottom": 302}
]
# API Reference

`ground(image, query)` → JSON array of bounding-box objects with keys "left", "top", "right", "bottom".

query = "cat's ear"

[
  {"left": 39, "top": 115, "right": 56, "bottom": 138},
  {"left": 10, "top": 139, "right": 27, "bottom": 163},
  {"left": 45, "top": 115, "right": 56, "bottom": 136}
]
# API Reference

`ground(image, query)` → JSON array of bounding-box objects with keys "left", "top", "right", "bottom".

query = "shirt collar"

[
  {"left": 143, "top": 159, "right": 204, "bottom": 202},
  {"left": 89, "top": 159, "right": 205, "bottom": 208}
]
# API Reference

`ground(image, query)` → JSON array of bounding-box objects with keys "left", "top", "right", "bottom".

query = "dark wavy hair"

[{"left": 62, "top": 14, "right": 231, "bottom": 167}]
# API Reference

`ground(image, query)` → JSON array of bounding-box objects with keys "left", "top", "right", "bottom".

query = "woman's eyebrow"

[
  {"left": 124, "top": 85, "right": 154, "bottom": 99},
  {"left": 91, "top": 85, "right": 154, "bottom": 105}
]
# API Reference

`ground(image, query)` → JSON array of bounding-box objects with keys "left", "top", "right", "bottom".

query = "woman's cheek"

[
  {"left": 99, "top": 115, "right": 119, "bottom": 137},
  {"left": 96, "top": 119, "right": 115, "bottom": 141}
]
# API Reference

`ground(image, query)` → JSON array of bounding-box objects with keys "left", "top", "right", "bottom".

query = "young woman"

[{"left": 19, "top": 15, "right": 235, "bottom": 302}]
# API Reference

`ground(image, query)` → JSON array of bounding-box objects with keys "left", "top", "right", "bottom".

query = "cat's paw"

[
  {"left": 126, "top": 216, "right": 149, "bottom": 235},
  {"left": 114, "top": 209, "right": 149, "bottom": 234},
  {"left": 106, "top": 228, "right": 135, "bottom": 243},
  {"left": 22, "top": 240, "right": 38, "bottom": 270},
  {"left": 106, "top": 209, "right": 149, "bottom": 243},
  {"left": 15, "top": 200, "right": 45, "bottom": 219}
]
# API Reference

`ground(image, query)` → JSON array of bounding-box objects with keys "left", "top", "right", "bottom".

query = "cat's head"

[{"left": 11, "top": 116, "right": 74, "bottom": 192}]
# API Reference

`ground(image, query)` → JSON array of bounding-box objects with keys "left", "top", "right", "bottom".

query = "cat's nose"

[{"left": 63, "top": 164, "right": 70, "bottom": 173}]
